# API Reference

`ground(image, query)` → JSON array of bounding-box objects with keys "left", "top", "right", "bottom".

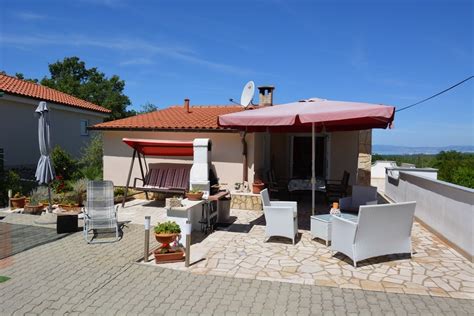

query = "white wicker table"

[{"left": 310, "top": 213, "right": 358, "bottom": 246}]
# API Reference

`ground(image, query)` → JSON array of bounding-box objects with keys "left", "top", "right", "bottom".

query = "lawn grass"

[{"left": 0, "top": 276, "right": 10, "bottom": 283}]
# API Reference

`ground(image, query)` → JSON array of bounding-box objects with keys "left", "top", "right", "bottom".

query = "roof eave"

[
  {"left": 2, "top": 91, "right": 111, "bottom": 115},
  {"left": 88, "top": 126, "right": 239, "bottom": 133}
]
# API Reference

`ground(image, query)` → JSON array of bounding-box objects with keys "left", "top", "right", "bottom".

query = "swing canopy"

[{"left": 123, "top": 138, "right": 194, "bottom": 157}]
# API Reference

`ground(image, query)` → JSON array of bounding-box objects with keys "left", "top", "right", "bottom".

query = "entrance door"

[{"left": 291, "top": 136, "right": 326, "bottom": 179}]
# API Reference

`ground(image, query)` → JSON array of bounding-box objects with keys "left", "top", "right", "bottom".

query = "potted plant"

[
  {"left": 24, "top": 188, "right": 46, "bottom": 214},
  {"left": 186, "top": 189, "right": 204, "bottom": 201},
  {"left": 58, "top": 193, "right": 81, "bottom": 212},
  {"left": 252, "top": 179, "right": 265, "bottom": 194},
  {"left": 32, "top": 186, "right": 52, "bottom": 208},
  {"left": 10, "top": 192, "right": 26, "bottom": 209},
  {"left": 153, "top": 221, "right": 184, "bottom": 263},
  {"left": 154, "top": 221, "right": 181, "bottom": 243},
  {"left": 70, "top": 178, "right": 87, "bottom": 206}
]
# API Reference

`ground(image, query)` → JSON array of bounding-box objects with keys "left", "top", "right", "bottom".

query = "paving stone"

[{"left": 0, "top": 214, "right": 472, "bottom": 316}]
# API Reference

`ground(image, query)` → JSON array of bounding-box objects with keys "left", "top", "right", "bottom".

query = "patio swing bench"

[
  {"left": 133, "top": 163, "right": 191, "bottom": 197},
  {"left": 121, "top": 138, "right": 195, "bottom": 207}
]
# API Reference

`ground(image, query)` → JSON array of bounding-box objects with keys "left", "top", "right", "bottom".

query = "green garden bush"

[
  {"left": 0, "top": 170, "right": 22, "bottom": 206},
  {"left": 51, "top": 146, "right": 78, "bottom": 180}
]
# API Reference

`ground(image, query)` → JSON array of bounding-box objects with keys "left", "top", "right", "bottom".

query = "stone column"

[{"left": 357, "top": 130, "right": 372, "bottom": 186}]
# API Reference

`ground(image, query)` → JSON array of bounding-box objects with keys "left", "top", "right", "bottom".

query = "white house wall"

[
  {"left": 102, "top": 130, "right": 255, "bottom": 189},
  {"left": 0, "top": 95, "right": 106, "bottom": 167}
]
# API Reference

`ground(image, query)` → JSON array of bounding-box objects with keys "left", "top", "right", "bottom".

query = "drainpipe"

[{"left": 240, "top": 131, "right": 248, "bottom": 182}]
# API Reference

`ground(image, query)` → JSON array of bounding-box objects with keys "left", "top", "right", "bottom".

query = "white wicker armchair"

[
  {"left": 331, "top": 201, "right": 416, "bottom": 267},
  {"left": 260, "top": 189, "right": 298, "bottom": 244},
  {"left": 339, "top": 185, "right": 378, "bottom": 212}
]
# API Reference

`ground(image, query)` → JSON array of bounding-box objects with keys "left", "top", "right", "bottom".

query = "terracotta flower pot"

[
  {"left": 252, "top": 182, "right": 265, "bottom": 194},
  {"left": 154, "top": 233, "right": 179, "bottom": 244},
  {"left": 186, "top": 192, "right": 204, "bottom": 201},
  {"left": 59, "top": 204, "right": 81, "bottom": 212},
  {"left": 154, "top": 247, "right": 185, "bottom": 263},
  {"left": 10, "top": 197, "right": 26, "bottom": 209},
  {"left": 23, "top": 203, "right": 44, "bottom": 214}
]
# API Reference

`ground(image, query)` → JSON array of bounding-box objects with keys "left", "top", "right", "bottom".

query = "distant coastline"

[{"left": 373, "top": 145, "right": 474, "bottom": 155}]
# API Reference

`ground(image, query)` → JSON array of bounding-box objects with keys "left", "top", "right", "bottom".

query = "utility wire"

[{"left": 395, "top": 76, "right": 473, "bottom": 113}]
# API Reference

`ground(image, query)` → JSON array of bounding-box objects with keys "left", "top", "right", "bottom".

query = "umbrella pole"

[
  {"left": 311, "top": 123, "right": 315, "bottom": 215},
  {"left": 48, "top": 184, "right": 52, "bottom": 213}
]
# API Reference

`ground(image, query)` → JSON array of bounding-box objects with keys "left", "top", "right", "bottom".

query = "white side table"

[{"left": 310, "top": 213, "right": 358, "bottom": 246}]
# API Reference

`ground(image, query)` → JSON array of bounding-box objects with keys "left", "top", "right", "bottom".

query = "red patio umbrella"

[{"left": 218, "top": 98, "right": 395, "bottom": 214}]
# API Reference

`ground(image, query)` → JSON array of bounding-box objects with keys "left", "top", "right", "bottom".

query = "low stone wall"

[{"left": 230, "top": 192, "right": 263, "bottom": 211}]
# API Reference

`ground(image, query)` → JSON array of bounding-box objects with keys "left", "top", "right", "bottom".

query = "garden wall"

[{"left": 385, "top": 169, "right": 474, "bottom": 261}]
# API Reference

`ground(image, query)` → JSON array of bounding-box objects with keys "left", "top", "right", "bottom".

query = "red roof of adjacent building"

[
  {"left": 0, "top": 73, "right": 111, "bottom": 114},
  {"left": 91, "top": 105, "right": 243, "bottom": 131}
]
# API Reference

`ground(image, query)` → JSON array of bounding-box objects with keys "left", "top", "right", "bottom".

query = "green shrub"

[
  {"left": 78, "top": 133, "right": 103, "bottom": 180},
  {"left": 451, "top": 166, "right": 474, "bottom": 189},
  {"left": 51, "top": 175, "right": 71, "bottom": 194},
  {"left": 28, "top": 187, "right": 49, "bottom": 206},
  {"left": 114, "top": 187, "right": 126, "bottom": 197},
  {"left": 0, "top": 170, "right": 22, "bottom": 206},
  {"left": 79, "top": 165, "right": 102, "bottom": 180},
  {"left": 434, "top": 151, "right": 474, "bottom": 189},
  {"left": 70, "top": 178, "right": 88, "bottom": 205},
  {"left": 50, "top": 135, "right": 103, "bottom": 182},
  {"left": 51, "top": 146, "right": 77, "bottom": 180}
]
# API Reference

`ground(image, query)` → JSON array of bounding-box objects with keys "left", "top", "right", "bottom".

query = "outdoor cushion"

[
  {"left": 340, "top": 185, "right": 378, "bottom": 212},
  {"left": 141, "top": 164, "right": 191, "bottom": 192}
]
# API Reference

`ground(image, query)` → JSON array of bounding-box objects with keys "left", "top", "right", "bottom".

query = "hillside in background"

[
  {"left": 372, "top": 151, "right": 474, "bottom": 189},
  {"left": 373, "top": 145, "right": 474, "bottom": 155}
]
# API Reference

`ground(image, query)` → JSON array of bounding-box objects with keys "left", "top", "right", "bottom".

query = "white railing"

[{"left": 385, "top": 168, "right": 474, "bottom": 260}]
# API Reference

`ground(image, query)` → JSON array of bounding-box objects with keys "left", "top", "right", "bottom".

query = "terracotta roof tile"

[
  {"left": 91, "top": 105, "right": 243, "bottom": 130},
  {"left": 0, "top": 73, "right": 111, "bottom": 114}
]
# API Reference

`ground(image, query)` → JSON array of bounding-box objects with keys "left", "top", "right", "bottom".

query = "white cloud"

[
  {"left": 78, "top": 0, "right": 127, "bottom": 8},
  {"left": 119, "top": 58, "right": 154, "bottom": 66},
  {"left": 0, "top": 33, "right": 255, "bottom": 76},
  {"left": 15, "top": 12, "right": 47, "bottom": 21}
]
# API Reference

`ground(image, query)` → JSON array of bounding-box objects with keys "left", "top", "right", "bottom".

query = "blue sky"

[{"left": 1, "top": 0, "right": 472, "bottom": 147}]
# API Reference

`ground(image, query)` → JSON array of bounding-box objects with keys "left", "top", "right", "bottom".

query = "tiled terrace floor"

[
  {"left": 123, "top": 199, "right": 474, "bottom": 300},
  {"left": 2, "top": 212, "right": 472, "bottom": 315}
]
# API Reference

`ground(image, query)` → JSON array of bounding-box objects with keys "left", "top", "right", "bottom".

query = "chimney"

[
  {"left": 258, "top": 86, "right": 275, "bottom": 106},
  {"left": 184, "top": 98, "right": 190, "bottom": 113}
]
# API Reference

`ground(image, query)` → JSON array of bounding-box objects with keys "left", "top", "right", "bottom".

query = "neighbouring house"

[
  {"left": 91, "top": 86, "right": 372, "bottom": 189},
  {"left": 0, "top": 73, "right": 110, "bottom": 167}
]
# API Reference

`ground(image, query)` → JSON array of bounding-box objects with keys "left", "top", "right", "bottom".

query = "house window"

[{"left": 80, "top": 119, "right": 89, "bottom": 136}]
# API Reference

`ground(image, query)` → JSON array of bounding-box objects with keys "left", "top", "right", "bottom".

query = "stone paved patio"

[
  {"left": 123, "top": 200, "right": 474, "bottom": 300},
  {"left": 0, "top": 222, "right": 69, "bottom": 259},
  {"left": 0, "top": 213, "right": 472, "bottom": 315}
]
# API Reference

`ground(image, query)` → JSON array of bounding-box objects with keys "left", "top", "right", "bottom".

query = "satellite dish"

[{"left": 240, "top": 81, "right": 255, "bottom": 108}]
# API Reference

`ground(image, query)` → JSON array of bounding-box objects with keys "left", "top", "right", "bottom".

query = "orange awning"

[{"left": 122, "top": 138, "right": 193, "bottom": 156}]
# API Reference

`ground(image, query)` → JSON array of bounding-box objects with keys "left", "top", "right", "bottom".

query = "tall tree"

[
  {"left": 15, "top": 73, "right": 39, "bottom": 83},
  {"left": 137, "top": 102, "right": 158, "bottom": 114},
  {"left": 40, "top": 57, "right": 132, "bottom": 120}
]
